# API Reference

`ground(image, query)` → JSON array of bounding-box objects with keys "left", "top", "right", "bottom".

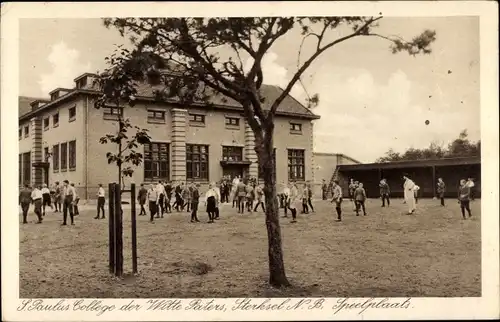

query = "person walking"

[
  {"left": 71, "top": 183, "right": 80, "bottom": 216},
  {"left": 137, "top": 183, "right": 148, "bottom": 216},
  {"left": 61, "top": 180, "right": 76, "bottom": 226},
  {"left": 236, "top": 179, "right": 247, "bottom": 214},
  {"left": 253, "top": 184, "right": 265, "bottom": 212},
  {"left": 245, "top": 182, "right": 255, "bottom": 213},
  {"left": 53, "top": 181, "right": 62, "bottom": 213},
  {"left": 458, "top": 179, "right": 472, "bottom": 219},
  {"left": 164, "top": 181, "right": 173, "bottom": 213},
  {"left": 403, "top": 174, "right": 416, "bottom": 214},
  {"left": 190, "top": 183, "right": 200, "bottom": 222},
  {"left": 181, "top": 183, "right": 191, "bottom": 212},
  {"left": 95, "top": 183, "right": 106, "bottom": 219},
  {"left": 354, "top": 182, "right": 367, "bottom": 216},
  {"left": 19, "top": 184, "right": 32, "bottom": 224},
  {"left": 147, "top": 184, "right": 159, "bottom": 223},
  {"left": 348, "top": 179, "right": 356, "bottom": 202},
  {"left": 413, "top": 184, "right": 420, "bottom": 204},
  {"left": 31, "top": 185, "right": 44, "bottom": 224},
  {"left": 156, "top": 181, "right": 166, "bottom": 218},
  {"left": 41, "top": 183, "right": 52, "bottom": 216},
  {"left": 330, "top": 180, "right": 343, "bottom": 222},
  {"left": 301, "top": 183, "right": 309, "bottom": 214},
  {"left": 282, "top": 183, "right": 291, "bottom": 218},
  {"left": 437, "top": 178, "right": 446, "bottom": 206},
  {"left": 205, "top": 183, "right": 218, "bottom": 223},
  {"left": 307, "top": 183, "right": 315, "bottom": 213},
  {"left": 288, "top": 182, "right": 300, "bottom": 223},
  {"left": 379, "top": 178, "right": 391, "bottom": 207},
  {"left": 321, "top": 179, "right": 328, "bottom": 200},
  {"left": 214, "top": 182, "right": 222, "bottom": 219}
]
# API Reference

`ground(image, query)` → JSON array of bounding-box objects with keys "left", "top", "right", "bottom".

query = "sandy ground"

[{"left": 19, "top": 198, "right": 481, "bottom": 298}]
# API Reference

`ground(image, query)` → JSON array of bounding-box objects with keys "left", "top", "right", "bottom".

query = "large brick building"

[{"left": 19, "top": 73, "right": 322, "bottom": 200}]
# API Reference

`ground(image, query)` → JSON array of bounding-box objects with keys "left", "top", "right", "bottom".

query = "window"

[
  {"left": 53, "top": 144, "right": 59, "bottom": 172},
  {"left": 76, "top": 77, "right": 87, "bottom": 89},
  {"left": 51, "top": 92, "right": 59, "bottom": 101},
  {"left": 22, "top": 152, "right": 31, "bottom": 185},
  {"left": 103, "top": 106, "right": 120, "bottom": 120},
  {"left": 19, "top": 128, "right": 22, "bottom": 140},
  {"left": 222, "top": 146, "right": 243, "bottom": 161},
  {"left": 186, "top": 144, "right": 209, "bottom": 180},
  {"left": 24, "top": 125, "right": 29, "bottom": 138},
  {"left": 225, "top": 117, "right": 240, "bottom": 127},
  {"left": 259, "top": 148, "right": 277, "bottom": 180},
  {"left": 53, "top": 113, "right": 59, "bottom": 127},
  {"left": 189, "top": 113, "right": 205, "bottom": 126},
  {"left": 69, "top": 140, "right": 76, "bottom": 170},
  {"left": 60, "top": 142, "right": 67, "bottom": 171},
  {"left": 68, "top": 106, "right": 76, "bottom": 122},
  {"left": 44, "top": 147, "right": 49, "bottom": 162},
  {"left": 144, "top": 142, "right": 170, "bottom": 181},
  {"left": 287, "top": 149, "right": 305, "bottom": 181},
  {"left": 19, "top": 154, "right": 22, "bottom": 185},
  {"left": 290, "top": 123, "right": 302, "bottom": 134},
  {"left": 147, "top": 110, "right": 165, "bottom": 123},
  {"left": 43, "top": 117, "right": 50, "bottom": 130}
]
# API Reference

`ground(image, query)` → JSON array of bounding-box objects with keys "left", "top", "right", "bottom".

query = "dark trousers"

[
  {"left": 440, "top": 197, "right": 445, "bottom": 206},
  {"left": 149, "top": 201, "right": 158, "bottom": 221},
  {"left": 237, "top": 196, "right": 245, "bottom": 213},
  {"left": 165, "top": 195, "right": 172, "bottom": 213},
  {"left": 381, "top": 193, "right": 390, "bottom": 206},
  {"left": 254, "top": 200, "right": 265, "bottom": 212},
  {"left": 283, "top": 199, "right": 290, "bottom": 216},
  {"left": 291, "top": 208, "right": 297, "bottom": 220},
  {"left": 308, "top": 197, "right": 314, "bottom": 212},
  {"left": 42, "top": 194, "right": 52, "bottom": 215},
  {"left": 158, "top": 194, "right": 165, "bottom": 216},
  {"left": 33, "top": 199, "right": 43, "bottom": 222},
  {"left": 215, "top": 207, "right": 220, "bottom": 219},
  {"left": 191, "top": 202, "right": 199, "bottom": 221},
  {"left": 460, "top": 200, "right": 472, "bottom": 218},
  {"left": 21, "top": 203, "right": 30, "bottom": 223},
  {"left": 73, "top": 198, "right": 80, "bottom": 215},
  {"left": 322, "top": 191, "right": 326, "bottom": 200},
  {"left": 334, "top": 199, "right": 342, "bottom": 220},
  {"left": 54, "top": 197, "right": 61, "bottom": 212},
  {"left": 139, "top": 202, "right": 146, "bottom": 215},
  {"left": 97, "top": 197, "right": 105, "bottom": 218},
  {"left": 246, "top": 198, "right": 253, "bottom": 211},
  {"left": 183, "top": 199, "right": 191, "bottom": 212},
  {"left": 302, "top": 200, "right": 309, "bottom": 214},
  {"left": 62, "top": 197, "right": 74, "bottom": 225},
  {"left": 355, "top": 200, "right": 366, "bottom": 215},
  {"left": 173, "top": 194, "right": 182, "bottom": 211}
]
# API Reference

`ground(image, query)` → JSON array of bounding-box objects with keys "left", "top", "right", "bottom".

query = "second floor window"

[
  {"left": 61, "top": 142, "right": 68, "bottom": 171},
  {"left": 225, "top": 117, "right": 240, "bottom": 127},
  {"left": 189, "top": 113, "right": 205, "bottom": 125},
  {"left": 53, "top": 113, "right": 59, "bottom": 127},
  {"left": 222, "top": 146, "right": 243, "bottom": 162},
  {"left": 290, "top": 123, "right": 302, "bottom": 133},
  {"left": 147, "top": 110, "right": 165, "bottom": 123},
  {"left": 43, "top": 117, "right": 50, "bottom": 130},
  {"left": 53, "top": 144, "right": 59, "bottom": 171},
  {"left": 24, "top": 126, "right": 29, "bottom": 138},
  {"left": 103, "top": 106, "right": 120, "bottom": 120},
  {"left": 186, "top": 144, "right": 209, "bottom": 180},
  {"left": 69, "top": 106, "right": 76, "bottom": 122},
  {"left": 68, "top": 140, "right": 76, "bottom": 170},
  {"left": 18, "top": 128, "right": 22, "bottom": 140}
]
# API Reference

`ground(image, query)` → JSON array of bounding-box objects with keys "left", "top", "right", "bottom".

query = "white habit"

[{"left": 403, "top": 178, "right": 416, "bottom": 213}]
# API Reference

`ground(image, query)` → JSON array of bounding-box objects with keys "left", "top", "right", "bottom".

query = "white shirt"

[
  {"left": 414, "top": 185, "right": 420, "bottom": 191},
  {"left": 283, "top": 187, "right": 290, "bottom": 197},
  {"left": 31, "top": 189, "right": 43, "bottom": 200},
  {"left": 97, "top": 187, "right": 105, "bottom": 197},
  {"left": 205, "top": 188, "right": 218, "bottom": 203},
  {"left": 232, "top": 178, "right": 240, "bottom": 186},
  {"left": 467, "top": 180, "right": 475, "bottom": 188},
  {"left": 41, "top": 187, "right": 50, "bottom": 194},
  {"left": 156, "top": 183, "right": 165, "bottom": 195}
]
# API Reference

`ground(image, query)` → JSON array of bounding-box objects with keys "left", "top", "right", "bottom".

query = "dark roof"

[
  {"left": 19, "top": 96, "right": 47, "bottom": 117},
  {"left": 337, "top": 156, "right": 481, "bottom": 171}
]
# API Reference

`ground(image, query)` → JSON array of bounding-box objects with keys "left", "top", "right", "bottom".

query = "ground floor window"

[
  {"left": 144, "top": 142, "right": 170, "bottom": 181},
  {"left": 222, "top": 146, "right": 243, "bottom": 161},
  {"left": 288, "top": 149, "right": 305, "bottom": 181},
  {"left": 186, "top": 144, "right": 209, "bottom": 180}
]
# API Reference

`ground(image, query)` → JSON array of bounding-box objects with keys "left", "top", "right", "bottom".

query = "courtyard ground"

[{"left": 19, "top": 198, "right": 481, "bottom": 298}]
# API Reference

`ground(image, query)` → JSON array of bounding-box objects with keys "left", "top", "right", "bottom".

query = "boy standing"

[
  {"left": 331, "top": 180, "right": 343, "bottom": 222},
  {"left": 379, "top": 179, "right": 391, "bottom": 207},
  {"left": 354, "top": 183, "right": 367, "bottom": 216}
]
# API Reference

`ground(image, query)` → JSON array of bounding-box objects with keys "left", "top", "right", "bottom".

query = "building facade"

[{"left": 19, "top": 73, "right": 321, "bottom": 200}]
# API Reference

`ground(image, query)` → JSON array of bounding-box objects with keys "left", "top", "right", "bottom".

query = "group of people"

[
  {"left": 18, "top": 180, "right": 80, "bottom": 225},
  {"left": 276, "top": 181, "right": 316, "bottom": 223}
]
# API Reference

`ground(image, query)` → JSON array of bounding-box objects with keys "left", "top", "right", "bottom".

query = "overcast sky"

[{"left": 19, "top": 17, "right": 480, "bottom": 162}]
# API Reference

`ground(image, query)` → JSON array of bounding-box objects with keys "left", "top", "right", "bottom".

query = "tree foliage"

[
  {"left": 102, "top": 16, "right": 436, "bottom": 287},
  {"left": 376, "top": 129, "right": 480, "bottom": 162}
]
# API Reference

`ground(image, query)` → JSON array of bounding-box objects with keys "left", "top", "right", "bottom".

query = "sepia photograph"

[{"left": 2, "top": 1, "right": 499, "bottom": 321}]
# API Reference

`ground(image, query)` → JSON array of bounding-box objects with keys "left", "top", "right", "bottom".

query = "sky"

[{"left": 19, "top": 17, "right": 480, "bottom": 162}]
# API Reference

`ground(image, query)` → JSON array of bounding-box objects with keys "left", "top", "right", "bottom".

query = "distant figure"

[
  {"left": 245, "top": 183, "right": 255, "bottom": 213},
  {"left": 236, "top": 180, "right": 247, "bottom": 214},
  {"left": 379, "top": 178, "right": 391, "bottom": 207},
  {"left": 321, "top": 179, "right": 328, "bottom": 200},
  {"left": 214, "top": 182, "right": 221, "bottom": 219},
  {"left": 71, "top": 183, "right": 80, "bottom": 215},
  {"left": 181, "top": 183, "right": 191, "bottom": 212},
  {"left": 414, "top": 184, "right": 420, "bottom": 204},
  {"left": 253, "top": 184, "right": 265, "bottom": 212},
  {"left": 403, "top": 174, "right": 416, "bottom": 214},
  {"left": 156, "top": 181, "right": 166, "bottom": 217},
  {"left": 307, "top": 183, "right": 315, "bottom": 213},
  {"left": 301, "top": 184, "right": 309, "bottom": 214},
  {"left": 31, "top": 185, "right": 44, "bottom": 224},
  {"left": 137, "top": 183, "right": 148, "bottom": 216},
  {"left": 348, "top": 179, "right": 356, "bottom": 202},
  {"left": 19, "top": 184, "right": 32, "bottom": 224},
  {"left": 164, "top": 181, "right": 173, "bottom": 213},
  {"left": 458, "top": 179, "right": 472, "bottom": 219},
  {"left": 147, "top": 184, "right": 159, "bottom": 222},
  {"left": 288, "top": 182, "right": 300, "bottom": 223},
  {"left": 62, "top": 180, "right": 75, "bottom": 226},
  {"left": 95, "top": 183, "right": 106, "bottom": 219},
  {"left": 354, "top": 183, "right": 367, "bottom": 216},
  {"left": 437, "top": 178, "right": 446, "bottom": 206},
  {"left": 330, "top": 180, "right": 343, "bottom": 222},
  {"left": 205, "top": 183, "right": 218, "bottom": 223},
  {"left": 282, "top": 183, "right": 291, "bottom": 218},
  {"left": 53, "top": 181, "right": 62, "bottom": 213},
  {"left": 41, "top": 183, "right": 52, "bottom": 216},
  {"left": 190, "top": 183, "right": 200, "bottom": 222}
]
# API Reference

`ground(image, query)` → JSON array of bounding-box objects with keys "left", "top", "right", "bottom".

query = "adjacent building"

[{"left": 19, "top": 73, "right": 322, "bottom": 199}]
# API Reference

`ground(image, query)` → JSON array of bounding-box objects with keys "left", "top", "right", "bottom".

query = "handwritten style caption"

[{"left": 17, "top": 297, "right": 412, "bottom": 316}]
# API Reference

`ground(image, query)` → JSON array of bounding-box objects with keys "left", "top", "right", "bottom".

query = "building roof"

[
  {"left": 337, "top": 156, "right": 481, "bottom": 171},
  {"left": 19, "top": 96, "right": 47, "bottom": 117},
  {"left": 19, "top": 73, "right": 319, "bottom": 122},
  {"left": 313, "top": 152, "right": 361, "bottom": 164}
]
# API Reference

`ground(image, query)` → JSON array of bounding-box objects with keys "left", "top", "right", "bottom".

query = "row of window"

[
  {"left": 52, "top": 140, "right": 77, "bottom": 172},
  {"left": 143, "top": 142, "right": 305, "bottom": 181},
  {"left": 19, "top": 106, "right": 76, "bottom": 140}
]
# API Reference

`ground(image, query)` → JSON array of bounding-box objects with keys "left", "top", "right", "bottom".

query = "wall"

[{"left": 312, "top": 153, "right": 360, "bottom": 197}]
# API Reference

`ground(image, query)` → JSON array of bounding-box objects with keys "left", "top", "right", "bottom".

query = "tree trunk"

[{"left": 257, "top": 131, "right": 291, "bottom": 287}]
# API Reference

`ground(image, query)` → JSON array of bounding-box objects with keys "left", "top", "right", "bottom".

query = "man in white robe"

[{"left": 403, "top": 175, "right": 416, "bottom": 214}]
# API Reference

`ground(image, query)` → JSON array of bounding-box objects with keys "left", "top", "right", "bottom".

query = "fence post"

[
  {"left": 114, "top": 185, "right": 123, "bottom": 277},
  {"left": 130, "top": 183, "right": 138, "bottom": 274},
  {"left": 108, "top": 183, "right": 115, "bottom": 274}
]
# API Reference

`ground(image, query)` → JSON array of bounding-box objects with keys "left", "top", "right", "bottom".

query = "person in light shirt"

[
  {"left": 62, "top": 180, "right": 76, "bottom": 226},
  {"left": 41, "top": 183, "right": 52, "bottom": 216},
  {"left": 147, "top": 184, "right": 159, "bottom": 223},
  {"left": 288, "top": 182, "right": 300, "bottom": 223},
  {"left": 71, "top": 183, "right": 80, "bottom": 216},
  {"left": 205, "top": 183, "right": 219, "bottom": 223},
  {"left": 95, "top": 184, "right": 106, "bottom": 219},
  {"left": 282, "top": 183, "right": 291, "bottom": 218},
  {"left": 330, "top": 180, "right": 343, "bottom": 222},
  {"left": 403, "top": 174, "right": 416, "bottom": 214},
  {"left": 156, "top": 181, "right": 166, "bottom": 218},
  {"left": 31, "top": 185, "right": 43, "bottom": 224}
]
